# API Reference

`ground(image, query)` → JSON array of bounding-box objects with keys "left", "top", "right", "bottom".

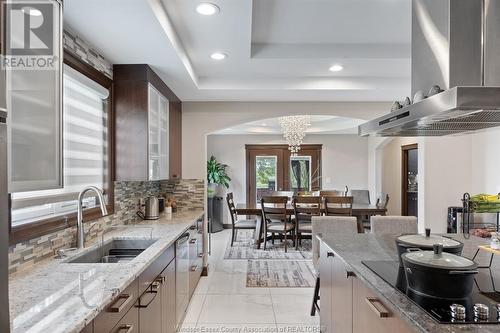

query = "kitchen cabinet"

[
  {"left": 352, "top": 278, "right": 414, "bottom": 333},
  {"left": 138, "top": 278, "right": 163, "bottom": 333},
  {"left": 7, "top": 0, "right": 63, "bottom": 192},
  {"left": 94, "top": 279, "right": 139, "bottom": 333},
  {"left": 110, "top": 303, "right": 139, "bottom": 333},
  {"left": 114, "top": 64, "right": 182, "bottom": 181},
  {"left": 80, "top": 221, "right": 203, "bottom": 333},
  {"left": 160, "top": 261, "right": 176, "bottom": 333},
  {"left": 320, "top": 241, "right": 414, "bottom": 333},
  {"left": 319, "top": 243, "right": 334, "bottom": 333}
]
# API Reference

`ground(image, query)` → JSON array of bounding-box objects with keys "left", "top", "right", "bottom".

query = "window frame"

[{"left": 9, "top": 50, "right": 115, "bottom": 245}]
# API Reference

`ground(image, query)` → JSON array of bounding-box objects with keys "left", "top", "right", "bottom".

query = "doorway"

[
  {"left": 246, "top": 144, "right": 322, "bottom": 205},
  {"left": 402, "top": 144, "right": 418, "bottom": 217}
]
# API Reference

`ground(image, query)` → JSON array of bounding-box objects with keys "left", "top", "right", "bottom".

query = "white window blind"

[{"left": 11, "top": 65, "right": 109, "bottom": 226}]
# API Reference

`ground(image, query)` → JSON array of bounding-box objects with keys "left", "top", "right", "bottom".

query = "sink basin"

[{"left": 66, "top": 238, "right": 158, "bottom": 264}]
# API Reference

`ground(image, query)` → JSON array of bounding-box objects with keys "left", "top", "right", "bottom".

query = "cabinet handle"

[
  {"left": 365, "top": 297, "right": 390, "bottom": 318},
  {"left": 137, "top": 284, "right": 160, "bottom": 308},
  {"left": 346, "top": 271, "right": 356, "bottom": 278},
  {"left": 156, "top": 276, "right": 165, "bottom": 284},
  {"left": 189, "top": 239, "right": 197, "bottom": 244},
  {"left": 191, "top": 265, "right": 198, "bottom": 272},
  {"left": 327, "top": 252, "right": 334, "bottom": 257},
  {"left": 198, "top": 253, "right": 203, "bottom": 258},
  {"left": 108, "top": 294, "right": 132, "bottom": 313},
  {"left": 116, "top": 324, "right": 134, "bottom": 333}
]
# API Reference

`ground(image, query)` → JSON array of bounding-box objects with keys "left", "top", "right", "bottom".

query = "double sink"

[{"left": 65, "top": 238, "right": 158, "bottom": 264}]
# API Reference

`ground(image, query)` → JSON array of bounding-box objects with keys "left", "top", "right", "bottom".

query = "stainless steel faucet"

[{"left": 77, "top": 186, "right": 108, "bottom": 249}]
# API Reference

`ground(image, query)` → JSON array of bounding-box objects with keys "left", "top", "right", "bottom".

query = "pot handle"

[
  {"left": 405, "top": 248, "right": 422, "bottom": 252},
  {"left": 136, "top": 211, "right": 145, "bottom": 219},
  {"left": 448, "top": 270, "right": 479, "bottom": 275}
]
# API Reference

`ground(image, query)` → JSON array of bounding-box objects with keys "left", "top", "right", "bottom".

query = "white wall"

[
  {"left": 207, "top": 134, "right": 368, "bottom": 224},
  {"left": 183, "top": 101, "right": 390, "bottom": 179}
]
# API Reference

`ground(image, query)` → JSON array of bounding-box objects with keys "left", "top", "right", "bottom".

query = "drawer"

[
  {"left": 139, "top": 245, "right": 174, "bottom": 295},
  {"left": 109, "top": 303, "right": 139, "bottom": 333},
  {"left": 94, "top": 279, "right": 139, "bottom": 333}
]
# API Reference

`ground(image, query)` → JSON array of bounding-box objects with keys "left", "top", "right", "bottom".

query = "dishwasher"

[{"left": 175, "top": 232, "right": 190, "bottom": 327}]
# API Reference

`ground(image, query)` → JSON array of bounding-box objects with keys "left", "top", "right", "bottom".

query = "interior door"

[
  {"left": 284, "top": 146, "right": 322, "bottom": 192},
  {"left": 246, "top": 147, "right": 284, "bottom": 206},
  {"left": 401, "top": 144, "right": 418, "bottom": 217}
]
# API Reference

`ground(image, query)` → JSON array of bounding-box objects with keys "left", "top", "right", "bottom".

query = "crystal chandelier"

[{"left": 279, "top": 115, "right": 311, "bottom": 156}]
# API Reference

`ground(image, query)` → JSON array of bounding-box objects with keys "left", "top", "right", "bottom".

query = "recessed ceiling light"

[
  {"left": 22, "top": 7, "right": 42, "bottom": 16},
  {"left": 196, "top": 3, "right": 220, "bottom": 16},
  {"left": 210, "top": 52, "right": 227, "bottom": 60},
  {"left": 329, "top": 64, "right": 343, "bottom": 72}
]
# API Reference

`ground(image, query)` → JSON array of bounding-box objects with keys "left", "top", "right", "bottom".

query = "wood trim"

[
  {"left": 401, "top": 144, "right": 418, "bottom": 216},
  {"left": 245, "top": 144, "right": 323, "bottom": 206},
  {"left": 9, "top": 54, "right": 115, "bottom": 245}
]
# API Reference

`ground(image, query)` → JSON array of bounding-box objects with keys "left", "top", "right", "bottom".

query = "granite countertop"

[
  {"left": 9, "top": 210, "right": 204, "bottom": 333},
  {"left": 317, "top": 233, "right": 500, "bottom": 333}
]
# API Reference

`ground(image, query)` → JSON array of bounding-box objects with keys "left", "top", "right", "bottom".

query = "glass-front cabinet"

[
  {"left": 148, "top": 84, "right": 169, "bottom": 181},
  {"left": 6, "top": 0, "right": 63, "bottom": 192}
]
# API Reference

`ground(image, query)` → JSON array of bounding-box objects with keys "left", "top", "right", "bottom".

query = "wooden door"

[
  {"left": 352, "top": 278, "right": 414, "bottom": 333},
  {"left": 246, "top": 146, "right": 285, "bottom": 206},
  {"left": 332, "top": 256, "right": 353, "bottom": 333},
  {"left": 401, "top": 144, "right": 418, "bottom": 216},
  {"left": 319, "top": 243, "right": 334, "bottom": 333},
  {"left": 284, "top": 146, "right": 322, "bottom": 191}
]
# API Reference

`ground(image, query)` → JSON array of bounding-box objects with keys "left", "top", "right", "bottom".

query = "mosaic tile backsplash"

[
  {"left": 63, "top": 26, "right": 113, "bottom": 78},
  {"left": 8, "top": 179, "right": 204, "bottom": 273}
]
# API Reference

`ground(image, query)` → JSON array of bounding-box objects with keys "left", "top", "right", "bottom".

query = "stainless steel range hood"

[{"left": 359, "top": 0, "right": 500, "bottom": 137}]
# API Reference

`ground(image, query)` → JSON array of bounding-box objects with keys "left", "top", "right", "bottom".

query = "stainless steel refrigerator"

[{"left": 0, "top": 55, "right": 10, "bottom": 331}]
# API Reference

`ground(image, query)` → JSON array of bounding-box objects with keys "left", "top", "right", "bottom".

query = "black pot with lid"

[
  {"left": 396, "top": 228, "right": 463, "bottom": 264},
  {"left": 401, "top": 244, "right": 478, "bottom": 299}
]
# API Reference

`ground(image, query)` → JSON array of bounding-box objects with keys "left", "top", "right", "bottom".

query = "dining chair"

[
  {"left": 310, "top": 216, "right": 358, "bottom": 316},
  {"left": 226, "top": 193, "right": 257, "bottom": 246},
  {"left": 323, "top": 196, "right": 353, "bottom": 216},
  {"left": 292, "top": 196, "right": 322, "bottom": 250},
  {"left": 319, "top": 190, "right": 344, "bottom": 197},
  {"left": 375, "top": 193, "right": 390, "bottom": 209},
  {"left": 270, "top": 191, "right": 295, "bottom": 201},
  {"left": 350, "top": 189, "right": 371, "bottom": 205},
  {"left": 260, "top": 196, "right": 295, "bottom": 252},
  {"left": 370, "top": 216, "right": 417, "bottom": 234}
]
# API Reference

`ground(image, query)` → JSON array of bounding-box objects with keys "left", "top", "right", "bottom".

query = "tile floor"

[{"left": 179, "top": 230, "right": 320, "bottom": 333}]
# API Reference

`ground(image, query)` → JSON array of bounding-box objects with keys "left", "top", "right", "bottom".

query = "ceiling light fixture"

[
  {"left": 210, "top": 52, "right": 227, "bottom": 60},
  {"left": 329, "top": 64, "right": 343, "bottom": 72},
  {"left": 196, "top": 3, "right": 220, "bottom": 16},
  {"left": 279, "top": 115, "right": 311, "bottom": 156}
]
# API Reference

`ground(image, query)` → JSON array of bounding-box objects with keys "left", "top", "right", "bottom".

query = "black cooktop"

[{"left": 362, "top": 260, "right": 500, "bottom": 324}]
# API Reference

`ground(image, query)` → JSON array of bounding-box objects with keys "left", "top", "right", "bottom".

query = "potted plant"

[{"left": 207, "top": 155, "right": 231, "bottom": 198}]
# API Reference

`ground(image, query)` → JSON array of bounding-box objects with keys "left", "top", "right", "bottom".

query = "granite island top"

[
  {"left": 9, "top": 209, "right": 204, "bottom": 333},
  {"left": 317, "top": 233, "right": 500, "bottom": 333}
]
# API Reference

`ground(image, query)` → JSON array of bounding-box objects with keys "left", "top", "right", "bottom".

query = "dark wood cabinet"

[
  {"left": 169, "top": 101, "right": 182, "bottom": 179},
  {"left": 114, "top": 64, "right": 182, "bottom": 181},
  {"left": 109, "top": 303, "right": 139, "bottom": 333},
  {"left": 94, "top": 279, "right": 139, "bottom": 333}
]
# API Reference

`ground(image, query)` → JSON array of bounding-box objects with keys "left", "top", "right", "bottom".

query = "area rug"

[
  {"left": 224, "top": 230, "right": 312, "bottom": 260},
  {"left": 246, "top": 260, "right": 316, "bottom": 287}
]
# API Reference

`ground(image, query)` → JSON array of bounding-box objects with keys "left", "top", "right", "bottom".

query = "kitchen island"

[
  {"left": 318, "top": 233, "right": 500, "bottom": 333},
  {"left": 9, "top": 209, "right": 204, "bottom": 333}
]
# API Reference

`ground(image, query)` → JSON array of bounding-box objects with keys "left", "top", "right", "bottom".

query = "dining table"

[{"left": 235, "top": 202, "right": 387, "bottom": 248}]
